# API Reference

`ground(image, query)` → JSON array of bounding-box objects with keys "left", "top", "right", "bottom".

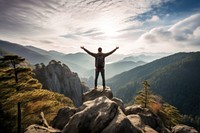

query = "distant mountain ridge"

[
  {"left": 0, "top": 40, "right": 91, "bottom": 75},
  {"left": 122, "top": 54, "right": 165, "bottom": 62},
  {"left": 83, "top": 60, "right": 146, "bottom": 79},
  {"left": 107, "top": 52, "right": 200, "bottom": 116},
  {"left": 0, "top": 40, "right": 52, "bottom": 64},
  {"left": 1, "top": 40, "right": 163, "bottom": 79}
]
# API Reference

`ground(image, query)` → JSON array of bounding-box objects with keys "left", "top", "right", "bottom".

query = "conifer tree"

[
  {"left": 134, "top": 80, "right": 153, "bottom": 108},
  {"left": 0, "top": 55, "right": 25, "bottom": 133},
  {"left": 134, "top": 80, "right": 182, "bottom": 127},
  {"left": 0, "top": 56, "right": 74, "bottom": 132},
  {"left": 158, "top": 103, "right": 182, "bottom": 128}
]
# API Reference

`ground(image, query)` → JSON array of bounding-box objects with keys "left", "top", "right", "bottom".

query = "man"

[{"left": 81, "top": 46, "right": 119, "bottom": 89}]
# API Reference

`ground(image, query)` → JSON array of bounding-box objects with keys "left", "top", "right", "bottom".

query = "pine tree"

[
  {"left": 158, "top": 103, "right": 182, "bottom": 128},
  {"left": 134, "top": 80, "right": 182, "bottom": 127},
  {"left": 0, "top": 55, "right": 25, "bottom": 133},
  {"left": 134, "top": 80, "right": 153, "bottom": 108},
  {"left": 0, "top": 56, "right": 74, "bottom": 132}
]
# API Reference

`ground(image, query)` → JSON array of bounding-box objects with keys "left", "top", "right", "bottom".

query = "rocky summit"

[
  {"left": 33, "top": 60, "right": 89, "bottom": 106},
  {"left": 25, "top": 86, "right": 198, "bottom": 133}
]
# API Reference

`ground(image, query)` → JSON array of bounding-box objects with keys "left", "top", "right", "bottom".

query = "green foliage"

[
  {"left": 158, "top": 103, "right": 182, "bottom": 128},
  {"left": 0, "top": 63, "right": 74, "bottom": 132},
  {"left": 134, "top": 81, "right": 182, "bottom": 128},
  {"left": 108, "top": 52, "right": 200, "bottom": 116},
  {"left": 134, "top": 81, "right": 152, "bottom": 108}
]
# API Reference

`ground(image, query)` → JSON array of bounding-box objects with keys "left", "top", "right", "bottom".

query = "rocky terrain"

[
  {"left": 33, "top": 60, "right": 89, "bottom": 107},
  {"left": 25, "top": 86, "right": 198, "bottom": 133}
]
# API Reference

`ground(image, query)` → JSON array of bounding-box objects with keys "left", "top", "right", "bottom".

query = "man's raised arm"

[
  {"left": 105, "top": 47, "right": 119, "bottom": 57},
  {"left": 81, "top": 46, "right": 96, "bottom": 57}
]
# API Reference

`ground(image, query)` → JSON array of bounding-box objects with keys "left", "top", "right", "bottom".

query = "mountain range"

[
  {"left": 1, "top": 40, "right": 165, "bottom": 79},
  {"left": 1, "top": 39, "right": 200, "bottom": 130},
  {"left": 107, "top": 52, "right": 200, "bottom": 116},
  {"left": 83, "top": 60, "right": 146, "bottom": 79}
]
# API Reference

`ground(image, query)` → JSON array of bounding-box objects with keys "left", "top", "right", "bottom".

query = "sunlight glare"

[{"left": 98, "top": 17, "right": 119, "bottom": 37}]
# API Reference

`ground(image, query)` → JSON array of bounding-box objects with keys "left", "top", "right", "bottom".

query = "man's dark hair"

[{"left": 98, "top": 47, "right": 102, "bottom": 52}]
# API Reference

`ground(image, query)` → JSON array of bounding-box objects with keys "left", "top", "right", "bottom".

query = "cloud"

[
  {"left": 146, "top": 15, "right": 160, "bottom": 22},
  {"left": 0, "top": 0, "right": 174, "bottom": 37},
  {"left": 140, "top": 27, "right": 172, "bottom": 43},
  {"left": 2, "top": 0, "right": 199, "bottom": 54},
  {"left": 139, "top": 13, "right": 200, "bottom": 47}
]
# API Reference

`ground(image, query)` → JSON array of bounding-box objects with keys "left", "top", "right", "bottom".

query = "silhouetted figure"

[{"left": 81, "top": 46, "right": 119, "bottom": 89}]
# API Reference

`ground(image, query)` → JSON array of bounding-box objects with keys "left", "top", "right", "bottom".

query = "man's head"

[{"left": 98, "top": 47, "right": 102, "bottom": 52}]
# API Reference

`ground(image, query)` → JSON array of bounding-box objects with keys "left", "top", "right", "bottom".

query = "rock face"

[
  {"left": 82, "top": 86, "right": 113, "bottom": 102},
  {"left": 33, "top": 60, "right": 89, "bottom": 106},
  {"left": 111, "top": 97, "right": 125, "bottom": 113},
  {"left": 101, "top": 109, "right": 142, "bottom": 133},
  {"left": 63, "top": 96, "right": 118, "bottom": 133},
  {"left": 51, "top": 107, "right": 77, "bottom": 130},
  {"left": 127, "top": 114, "right": 144, "bottom": 129},
  {"left": 28, "top": 86, "right": 197, "bottom": 133},
  {"left": 62, "top": 96, "right": 141, "bottom": 133},
  {"left": 52, "top": 87, "right": 165, "bottom": 133},
  {"left": 125, "top": 105, "right": 166, "bottom": 133},
  {"left": 172, "top": 125, "right": 198, "bottom": 133}
]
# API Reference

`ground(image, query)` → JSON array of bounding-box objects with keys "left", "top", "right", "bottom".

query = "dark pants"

[{"left": 95, "top": 68, "right": 105, "bottom": 88}]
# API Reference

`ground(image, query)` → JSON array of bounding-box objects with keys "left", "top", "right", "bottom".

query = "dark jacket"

[{"left": 83, "top": 48, "right": 117, "bottom": 68}]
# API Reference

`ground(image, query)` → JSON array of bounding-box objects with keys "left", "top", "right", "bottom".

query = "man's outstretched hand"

[
  {"left": 116, "top": 46, "right": 119, "bottom": 49},
  {"left": 80, "top": 46, "right": 84, "bottom": 49}
]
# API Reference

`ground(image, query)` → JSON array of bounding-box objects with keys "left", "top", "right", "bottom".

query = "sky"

[{"left": 0, "top": 0, "right": 200, "bottom": 54}]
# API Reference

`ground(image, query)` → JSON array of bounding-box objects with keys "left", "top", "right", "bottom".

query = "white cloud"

[
  {"left": 147, "top": 15, "right": 160, "bottom": 22},
  {"left": 2, "top": 0, "right": 197, "bottom": 54},
  {"left": 137, "top": 13, "right": 200, "bottom": 53},
  {"left": 0, "top": 0, "right": 173, "bottom": 37}
]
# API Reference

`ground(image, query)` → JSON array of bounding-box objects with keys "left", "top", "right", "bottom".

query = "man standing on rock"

[{"left": 81, "top": 46, "right": 119, "bottom": 89}]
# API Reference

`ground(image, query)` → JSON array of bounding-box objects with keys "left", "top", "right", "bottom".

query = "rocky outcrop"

[
  {"left": 63, "top": 96, "right": 119, "bottom": 133},
  {"left": 82, "top": 86, "right": 113, "bottom": 102},
  {"left": 26, "top": 86, "right": 198, "bottom": 133},
  {"left": 51, "top": 107, "right": 77, "bottom": 130},
  {"left": 111, "top": 97, "right": 125, "bottom": 113},
  {"left": 33, "top": 60, "right": 89, "bottom": 106},
  {"left": 52, "top": 87, "right": 169, "bottom": 133},
  {"left": 101, "top": 109, "right": 142, "bottom": 133},
  {"left": 172, "top": 125, "right": 198, "bottom": 133},
  {"left": 62, "top": 95, "right": 142, "bottom": 133},
  {"left": 127, "top": 114, "right": 144, "bottom": 129},
  {"left": 125, "top": 105, "right": 167, "bottom": 133}
]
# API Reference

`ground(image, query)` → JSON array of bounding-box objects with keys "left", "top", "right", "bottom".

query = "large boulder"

[
  {"left": 62, "top": 96, "right": 141, "bottom": 133},
  {"left": 83, "top": 86, "right": 125, "bottom": 112},
  {"left": 101, "top": 109, "right": 142, "bottom": 133},
  {"left": 125, "top": 105, "right": 165, "bottom": 132},
  {"left": 51, "top": 107, "right": 77, "bottom": 130},
  {"left": 82, "top": 86, "right": 113, "bottom": 102},
  {"left": 172, "top": 125, "right": 198, "bottom": 133},
  {"left": 62, "top": 96, "right": 118, "bottom": 133},
  {"left": 125, "top": 105, "right": 151, "bottom": 115},
  {"left": 127, "top": 114, "right": 144, "bottom": 129},
  {"left": 112, "top": 97, "right": 125, "bottom": 113}
]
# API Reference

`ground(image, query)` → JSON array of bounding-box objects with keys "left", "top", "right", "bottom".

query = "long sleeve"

[
  {"left": 104, "top": 48, "right": 117, "bottom": 57},
  {"left": 83, "top": 48, "right": 96, "bottom": 57}
]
